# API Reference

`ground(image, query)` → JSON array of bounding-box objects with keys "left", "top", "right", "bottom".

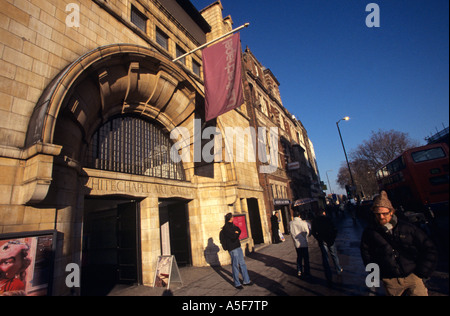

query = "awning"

[{"left": 293, "top": 198, "right": 317, "bottom": 207}]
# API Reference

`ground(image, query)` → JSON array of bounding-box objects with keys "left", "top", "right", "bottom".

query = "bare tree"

[{"left": 337, "top": 129, "right": 420, "bottom": 198}]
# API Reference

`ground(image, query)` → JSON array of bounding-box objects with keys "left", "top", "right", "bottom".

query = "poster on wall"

[
  {"left": 0, "top": 230, "right": 57, "bottom": 296},
  {"left": 233, "top": 215, "right": 248, "bottom": 240}
]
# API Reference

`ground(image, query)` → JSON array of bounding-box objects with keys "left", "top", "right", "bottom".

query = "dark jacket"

[
  {"left": 222, "top": 222, "right": 241, "bottom": 251},
  {"left": 360, "top": 219, "right": 438, "bottom": 279},
  {"left": 311, "top": 215, "right": 337, "bottom": 245},
  {"left": 270, "top": 215, "right": 279, "bottom": 231}
]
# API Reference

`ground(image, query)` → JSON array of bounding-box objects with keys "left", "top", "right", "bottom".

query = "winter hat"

[{"left": 372, "top": 191, "right": 395, "bottom": 213}]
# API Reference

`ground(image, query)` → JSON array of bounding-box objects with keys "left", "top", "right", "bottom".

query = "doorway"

[
  {"left": 247, "top": 198, "right": 264, "bottom": 244},
  {"left": 275, "top": 205, "right": 291, "bottom": 234},
  {"left": 81, "top": 198, "right": 142, "bottom": 296},
  {"left": 159, "top": 199, "right": 192, "bottom": 266}
]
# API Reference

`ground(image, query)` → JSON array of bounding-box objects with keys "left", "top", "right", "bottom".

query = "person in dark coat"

[
  {"left": 270, "top": 212, "right": 281, "bottom": 244},
  {"left": 311, "top": 210, "right": 343, "bottom": 285},
  {"left": 360, "top": 191, "right": 438, "bottom": 296},
  {"left": 222, "top": 213, "right": 252, "bottom": 289}
]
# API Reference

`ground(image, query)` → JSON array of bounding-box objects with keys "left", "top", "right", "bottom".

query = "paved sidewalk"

[
  {"left": 111, "top": 215, "right": 372, "bottom": 296},
  {"left": 109, "top": 214, "right": 448, "bottom": 296}
]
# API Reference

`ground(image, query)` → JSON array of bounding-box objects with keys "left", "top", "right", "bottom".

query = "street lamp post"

[
  {"left": 336, "top": 117, "right": 356, "bottom": 198},
  {"left": 325, "top": 170, "right": 333, "bottom": 194}
]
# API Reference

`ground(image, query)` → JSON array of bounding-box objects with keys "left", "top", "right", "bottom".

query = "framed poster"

[
  {"left": 233, "top": 214, "right": 248, "bottom": 240},
  {"left": 0, "top": 230, "right": 57, "bottom": 296}
]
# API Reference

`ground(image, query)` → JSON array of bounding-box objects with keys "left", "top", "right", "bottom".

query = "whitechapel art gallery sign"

[{"left": 85, "top": 177, "right": 195, "bottom": 199}]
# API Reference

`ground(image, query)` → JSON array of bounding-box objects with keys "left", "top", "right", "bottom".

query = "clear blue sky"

[{"left": 192, "top": 0, "right": 449, "bottom": 195}]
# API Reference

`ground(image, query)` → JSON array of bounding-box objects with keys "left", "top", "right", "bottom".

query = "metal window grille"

[
  {"left": 156, "top": 27, "right": 169, "bottom": 50},
  {"left": 176, "top": 45, "right": 186, "bottom": 65},
  {"left": 131, "top": 6, "right": 147, "bottom": 33},
  {"left": 192, "top": 60, "right": 201, "bottom": 77},
  {"left": 85, "top": 116, "right": 185, "bottom": 181}
]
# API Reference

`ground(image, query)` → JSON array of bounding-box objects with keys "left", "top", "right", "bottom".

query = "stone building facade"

[{"left": 0, "top": 0, "right": 272, "bottom": 295}]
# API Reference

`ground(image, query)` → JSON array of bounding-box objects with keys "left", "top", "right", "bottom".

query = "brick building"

[
  {"left": 242, "top": 46, "right": 325, "bottom": 234},
  {"left": 203, "top": 0, "right": 325, "bottom": 242}
]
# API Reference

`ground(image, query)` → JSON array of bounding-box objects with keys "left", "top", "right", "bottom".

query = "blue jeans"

[
  {"left": 229, "top": 247, "right": 251, "bottom": 287},
  {"left": 319, "top": 241, "right": 342, "bottom": 281}
]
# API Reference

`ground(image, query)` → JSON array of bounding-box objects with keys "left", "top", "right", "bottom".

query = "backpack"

[{"left": 219, "top": 228, "right": 228, "bottom": 251}]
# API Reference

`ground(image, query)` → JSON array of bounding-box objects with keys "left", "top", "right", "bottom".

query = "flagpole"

[{"left": 172, "top": 23, "right": 250, "bottom": 62}]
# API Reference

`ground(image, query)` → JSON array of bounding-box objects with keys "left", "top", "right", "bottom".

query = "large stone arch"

[
  {"left": 22, "top": 44, "right": 207, "bottom": 204},
  {"left": 26, "top": 44, "right": 202, "bottom": 148}
]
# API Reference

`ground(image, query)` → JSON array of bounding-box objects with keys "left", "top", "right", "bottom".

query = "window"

[
  {"left": 376, "top": 156, "right": 406, "bottom": 180},
  {"left": 176, "top": 45, "right": 186, "bottom": 65},
  {"left": 279, "top": 113, "right": 284, "bottom": 129},
  {"left": 131, "top": 6, "right": 147, "bottom": 32},
  {"left": 192, "top": 60, "right": 201, "bottom": 77},
  {"left": 261, "top": 97, "right": 268, "bottom": 116},
  {"left": 85, "top": 116, "right": 185, "bottom": 181},
  {"left": 387, "top": 156, "right": 406, "bottom": 174},
  {"left": 254, "top": 63, "right": 259, "bottom": 76},
  {"left": 411, "top": 147, "right": 446, "bottom": 163},
  {"left": 156, "top": 27, "right": 169, "bottom": 50}
]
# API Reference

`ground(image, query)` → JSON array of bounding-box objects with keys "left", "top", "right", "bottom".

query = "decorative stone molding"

[
  {"left": 25, "top": 44, "right": 202, "bottom": 150},
  {"left": 10, "top": 142, "right": 62, "bottom": 205}
]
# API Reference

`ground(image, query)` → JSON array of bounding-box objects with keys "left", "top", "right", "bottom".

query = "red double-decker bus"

[{"left": 376, "top": 143, "right": 449, "bottom": 215}]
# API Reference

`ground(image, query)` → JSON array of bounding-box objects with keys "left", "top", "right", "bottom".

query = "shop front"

[{"left": 274, "top": 199, "right": 291, "bottom": 234}]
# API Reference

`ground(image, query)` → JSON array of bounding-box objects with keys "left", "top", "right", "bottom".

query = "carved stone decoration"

[
  {"left": 11, "top": 142, "right": 62, "bottom": 205},
  {"left": 24, "top": 44, "right": 203, "bottom": 203}
]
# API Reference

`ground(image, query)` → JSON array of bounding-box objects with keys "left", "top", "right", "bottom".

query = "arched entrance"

[{"left": 80, "top": 114, "right": 190, "bottom": 294}]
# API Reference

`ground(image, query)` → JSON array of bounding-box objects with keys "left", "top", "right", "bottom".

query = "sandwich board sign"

[{"left": 153, "top": 255, "right": 182, "bottom": 289}]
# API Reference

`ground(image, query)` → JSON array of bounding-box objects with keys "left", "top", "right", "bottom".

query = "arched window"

[{"left": 85, "top": 116, "right": 185, "bottom": 181}]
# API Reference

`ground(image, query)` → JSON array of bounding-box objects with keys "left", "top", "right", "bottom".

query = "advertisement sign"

[
  {"left": 153, "top": 255, "right": 182, "bottom": 289},
  {"left": 1, "top": 230, "right": 57, "bottom": 296},
  {"left": 233, "top": 215, "right": 248, "bottom": 240}
]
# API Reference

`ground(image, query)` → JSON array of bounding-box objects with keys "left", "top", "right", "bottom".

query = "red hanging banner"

[{"left": 202, "top": 33, "right": 244, "bottom": 122}]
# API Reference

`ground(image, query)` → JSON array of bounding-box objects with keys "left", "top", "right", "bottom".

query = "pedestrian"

[
  {"left": 270, "top": 212, "right": 281, "bottom": 244},
  {"left": 222, "top": 213, "right": 252, "bottom": 289},
  {"left": 360, "top": 191, "right": 438, "bottom": 296},
  {"left": 289, "top": 211, "right": 311, "bottom": 278},
  {"left": 311, "top": 209, "right": 343, "bottom": 285}
]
